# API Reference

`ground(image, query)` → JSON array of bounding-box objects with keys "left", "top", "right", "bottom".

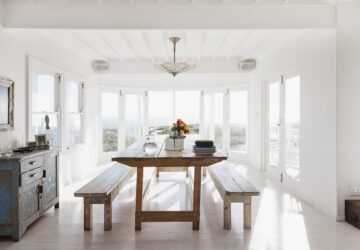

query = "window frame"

[
  {"left": 226, "top": 84, "right": 249, "bottom": 160},
  {"left": 63, "top": 75, "right": 85, "bottom": 150},
  {"left": 97, "top": 84, "right": 250, "bottom": 164},
  {"left": 28, "top": 57, "right": 86, "bottom": 153}
]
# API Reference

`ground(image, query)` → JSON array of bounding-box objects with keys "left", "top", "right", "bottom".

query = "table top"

[{"left": 112, "top": 136, "right": 228, "bottom": 167}]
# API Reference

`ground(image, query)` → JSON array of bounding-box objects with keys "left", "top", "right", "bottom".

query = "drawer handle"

[
  {"left": 29, "top": 173, "right": 38, "bottom": 178},
  {"left": 38, "top": 185, "right": 43, "bottom": 194},
  {"left": 29, "top": 161, "right": 36, "bottom": 165}
]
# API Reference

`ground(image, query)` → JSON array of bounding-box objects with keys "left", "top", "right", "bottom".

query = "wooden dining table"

[{"left": 112, "top": 136, "right": 227, "bottom": 230}]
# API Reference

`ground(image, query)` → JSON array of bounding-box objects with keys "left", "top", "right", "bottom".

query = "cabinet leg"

[
  {"left": 84, "top": 203, "right": 93, "bottom": 231},
  {"left": 55, "top": 202, "right": 59, "bottom": 209}
]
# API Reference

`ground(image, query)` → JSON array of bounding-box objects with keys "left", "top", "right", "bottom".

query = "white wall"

[
  {"left": 0, "top": 28, "right": 98, "bottom": 186},
  {"left": 336, "top": 2, "right": 360, "bottom": 221},
  {"left": 253, "top": 30, "right": 337, "bottom": 219}
]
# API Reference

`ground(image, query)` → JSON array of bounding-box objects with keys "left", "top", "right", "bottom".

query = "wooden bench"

[
  {"left": 208, "top": 163, "right": 260, "bottom": 229},
  {"left": 74, "top": 163, "right": 156, "bottom": 231}
]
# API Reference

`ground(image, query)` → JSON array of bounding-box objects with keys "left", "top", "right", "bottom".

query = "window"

[
  {"left": 29, "top": 59, "right": 86, "bottom": 151},
  {"left": 148, "top": 91, "right": 174, "bottom": 135},
  {"left": 175, "top": 91, "right": 200, "bottom": 137},
  {"left": 101, "top": 92, "right": 119, "bottom": 152},
  {"left": 30, "top": 69, "right": 60, "bottom": 147},
  {"left": 230, "top": 91, "right": 248, "bottom": 152},
  {"left": 65, "top": 80, "right": 84, "bottom": 149},
  {"left": 125, "top": 94, "right": 143, "bottom": 147},
  {"left": 204, "top": 93, "right": 223, "bottom": 149}
]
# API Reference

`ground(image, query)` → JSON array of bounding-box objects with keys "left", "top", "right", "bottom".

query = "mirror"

[{"left": 0, "top": 77, "right": 14, "bottom": 131}]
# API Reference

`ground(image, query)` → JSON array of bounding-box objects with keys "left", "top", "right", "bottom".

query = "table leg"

[
  {"left": 193, "top": 167, "right": 202, "bottom": 230},
  {"left": 135, "top": 167, "right": 144, "bottom": 231}
]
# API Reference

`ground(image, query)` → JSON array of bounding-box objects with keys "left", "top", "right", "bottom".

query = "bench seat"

[{"left": 208, "top": 163, "right": 260, "bottom": 229}]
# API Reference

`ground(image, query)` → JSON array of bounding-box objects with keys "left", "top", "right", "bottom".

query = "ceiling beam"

[
  {"left": 241, "top": 31, "right": 278, "bottom": 59},
  {"left": 197, "top": 31, "right": 208, "bottom": 62},
  {"left": 107, "top": 61, "right": 246, "bottom": 74},
  {"left": 141, "top": 31, "right": 155, "bottom": 62},
  {"left": 212, "top": 31, "right": 232, "bottom": 61},
  {"left": 163, "top": 31, "right": 171, "bottom": 62},
  {"left": 226, "top": 31, "right": 251, "bottom": 61},
  {"left": 68, "top": 31, "right": 107, "bottom": 60},
  {"left": 95, "top": 31, "right": 125, "bottom": 62},
  {"left": 118, "top": 31, "right": 141, "bottom": 62},
  {"left": 2, "top": 3, "right": 336, "bottom": 29}
]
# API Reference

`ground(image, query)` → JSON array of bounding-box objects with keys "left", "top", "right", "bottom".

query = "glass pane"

[
  {"left": 102, "top": 92, "right": 118, "bottom": 152},
  {"left": 204, "top": 94, "right": 212, "bottom": 139},
  {"left": 66, "top": 80, "right": 81, "bottom": 113},
  {"left": 32, "top": 70, "right": 57, "bottom": 112},
  {"left": 285, "top": 76, "right": 300, "bottom": 178},
  {"left": 31, "top": 114, "right": 59, "bottom": 147},
  {"left": 66, "top": 114, "right": 82, "bottom": 147},
  {"left": 175, "top": 91, "right": 200, "bottom": 138},
  {"left": 268, "top": 82, "right": 280, "bottom": 166},
  {"left": 213, "top": 93, "right": 223, "bottom": 149},
  {"left": 204, "top": 93, "right": 223, "bottom": 149},
  {"left": 125, "top": 94, "right": 143, "bottom": 148},
  {"left": 149, "top": 91, "right": 173, "bottom": 135},
  {"left": 230, "top": 91, "right": 247, "bottom": 152}
]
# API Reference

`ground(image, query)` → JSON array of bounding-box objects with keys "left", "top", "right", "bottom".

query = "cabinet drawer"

[
  {"left": 20, "top": 167, "right": 43, "bottom": 187},
  {"left": 20, "top": 156, "right": 43, "bottom": 173}
]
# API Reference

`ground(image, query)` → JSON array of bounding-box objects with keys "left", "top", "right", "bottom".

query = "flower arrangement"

[{"left": 170, "top": 119, "right": 190, "bottom": 139}]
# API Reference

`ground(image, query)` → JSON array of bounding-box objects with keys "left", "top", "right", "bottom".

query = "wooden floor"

[{"left": 1, "top": 164, "right": 360, "bottom": 250}]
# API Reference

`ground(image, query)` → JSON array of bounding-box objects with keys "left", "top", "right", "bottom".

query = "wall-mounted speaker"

[
  {"left": 239, "top": 59, "right": 256, "bottom": 72},
  {"left": 92, "top": 60, "right": 110, "bottom": 73}
]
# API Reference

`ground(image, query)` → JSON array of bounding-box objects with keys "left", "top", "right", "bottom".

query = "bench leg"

[
  {"left": 156, "top": 167, "right": 160, "bottom": 177},
  {"left": 84, "top": 203, "right": 93, "bottom": 231},
  {"left": 186, "top": 167, "right": 189, "bottom": 177},
  {"left": 243, "top": 198, "right": 252, "bottom": 229},
  {"left": 104, "top": 203, "right": 112, "bottom": 231},
  {"left": 203, "top": 167, "right": 207, "bottom": 177},
  {"left": 224, "top": 195, "right": 231, "bottom": 229},
  {"left": 135, "top": 167, "right": 144, "bottom": 231}
]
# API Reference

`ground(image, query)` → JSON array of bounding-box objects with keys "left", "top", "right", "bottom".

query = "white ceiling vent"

[
  {"left": 92, "top": 60, "right": 110, "bottom": 74},
  {"left": 239, "top": 59, "right": 256, "bottom": 72}
]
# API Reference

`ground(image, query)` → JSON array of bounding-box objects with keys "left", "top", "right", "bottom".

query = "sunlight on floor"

[{"left": 2, "top": 165, "right": 360, "bottom": 250}]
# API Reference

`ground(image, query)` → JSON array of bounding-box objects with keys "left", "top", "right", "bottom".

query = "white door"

[{"left": 265, "top": 76, "right": 300, "bottom": 192}]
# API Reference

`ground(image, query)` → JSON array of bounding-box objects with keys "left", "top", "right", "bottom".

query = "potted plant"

[{"left": 165, "top": 119, "right": 190, "bottom": 150}]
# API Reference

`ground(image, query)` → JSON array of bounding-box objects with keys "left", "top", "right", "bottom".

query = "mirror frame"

[{"left": 0, "top": 77, "right": 14, "bottom": 131}]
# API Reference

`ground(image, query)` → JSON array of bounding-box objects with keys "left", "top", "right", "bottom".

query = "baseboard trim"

[{"left": 337, "top": 215, "right": 345, "bottom": 222}]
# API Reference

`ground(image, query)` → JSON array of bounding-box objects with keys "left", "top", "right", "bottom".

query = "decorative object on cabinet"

[
  {"left": 0, "top": 149, "right": 59, "bottom": 241},
  {"left": 0, "top": 77, "right": 14, "bottom": 131},
  {"left": 35, "top": 134, "right": 48, "bottom": 146}
]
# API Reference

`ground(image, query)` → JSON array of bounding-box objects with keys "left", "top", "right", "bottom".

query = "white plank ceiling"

[{"left": 44, "top": 29, "right": 288, "bottom": 63}]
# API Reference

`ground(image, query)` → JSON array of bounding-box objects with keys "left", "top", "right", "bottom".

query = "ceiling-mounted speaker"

[
  {"left": 92, "top": 60, "right": 110, "bottom": 73},
  {"left": 239, "top": 59, "right": 256, "bottom": 72}
]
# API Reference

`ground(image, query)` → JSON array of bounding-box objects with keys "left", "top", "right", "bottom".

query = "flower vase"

[{"left": 165, "top": 137, "right": 185, "bottom": 151}]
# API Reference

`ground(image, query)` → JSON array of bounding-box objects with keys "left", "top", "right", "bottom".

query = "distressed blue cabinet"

[{"left": 0, "top": 149, "right": 59, "bottom": 241}]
